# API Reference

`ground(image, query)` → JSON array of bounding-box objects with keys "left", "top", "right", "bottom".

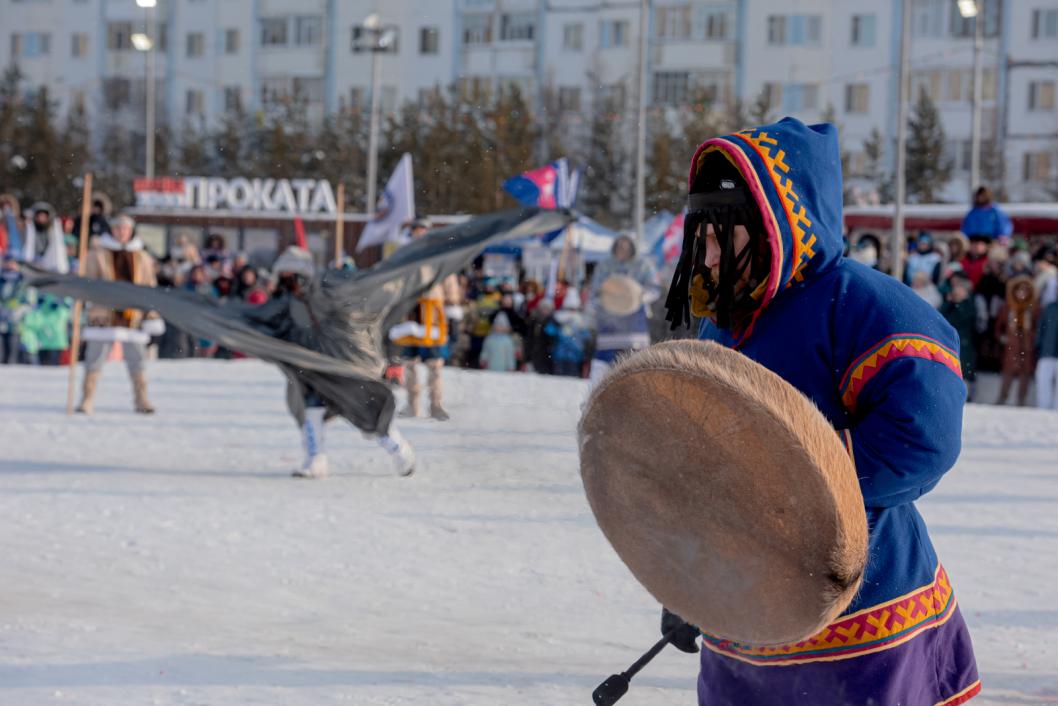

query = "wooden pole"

[
  {"left": 334, "top": 182, "right": 345, "bottom": 268},
  {"left": 66, "top": 173, "right": 93, "bottom": 415}
]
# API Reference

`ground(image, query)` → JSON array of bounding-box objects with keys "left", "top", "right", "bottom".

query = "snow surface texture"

[{"left": 0, "top": 361, "right": 1055, "bottom": 706}]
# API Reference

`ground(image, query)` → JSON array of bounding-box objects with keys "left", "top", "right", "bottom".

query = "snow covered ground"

[{"left": 0, "top": 360, "right": 1056, "bottom": 706}]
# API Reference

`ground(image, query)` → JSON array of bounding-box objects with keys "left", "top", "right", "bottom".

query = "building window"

[
  {"left": 458, "top": 76, "right": 490, "bottom": 100},
  {"left": 107, "top": 22, "right": 133, "bottom": 51},
  {"left": 600, "top": 20, "right": 630, "bottom": 48},
  {"left": 186, "top": 32, "right": 204, "bottom": 58},
  {"left": 851, "top": 14, "right": 875, "bottom": 46},
  {"left": 653, "top": 71, "right": 691, "bottom": 106},
  {"left": 225, "top": 29, "right": 239, "bottom": 54},
  {"left": 462, "top": 14, "right": 492, "bottom": 45},
  {"left": 657, "top": 5, "right": 692, "bottom": 41},
  {"left": 769, "top": 14, "right": 821, "bottom": 45},
  {"left": 156, "top": 23, "right": 169, "bottom": 52},
  {"left": 951, "top": 0, "right": 1000, "bottom": 38},
  {"left": 1023, "top": 151, "right": 1054, "bottom": 182},
  {"left": 381, "top": 85, "right": 397, "bottom": 114},
  {"left": 261, "top": 78, "right": 286, "bottom": 106},
  {"left": 292, "top": 77, "right": 324, "bottom": 103},
  {"left": 1033, "top": 8, "right": 1058, "bottom": 39},
  {"left": 600, "top": 83, "right": 626, "bottom": 110},
  {"left": 982, "top": 68, "right": 997, "bottom": 101},
  {"left": 295, "top": 16, "right": 322, "bottom": 46},
  {"left": 911, "top": 70, "right": 943, "bottom": 102},
  {"left": 71, "top": 33, "right": 88, "bottom": 58},
  {"left": 701, "top": 11, "right": 729, "bottom": 40},
  {"left": 500, "top": 12, "right": 535, "bottom": 41},
  {"left": 762, "top": 82, "right": 782, "bottom": 110},
  {"left": 223, "top": 86, "right": 241, "bottom": 112},
  {"left": 103, "top": 77, "right": 131, "bottom": 110},
  {"left": 260, "top": 17, "right": 288, "bottom": 47},
  {"left": 417, "top": 86, "right": 440, "bottom": 108},
  {"left": 349, "top": 87, "right": 366, "bottom": 109},
  {"left": 845, "top": 83, "right": 870, "bottom": 113},
  {"left": 186, "top": 89, "right": 204, "bottom": 116},
  {"left": 420, "top": 26, "right": 439, "bottom": 54},
  {"left": 13, "top": 32, "right": 50, "bottom": 58},
  {"left": 767, "top": 16, "right": 786, "bottom": 44},
  {"left": 1029, "top": 81, "right": 1056, "bottom": 111},
  {"left": 782, "top": 83, "right": 819, "bottom": 112},
  {"left": 558, "top": 86, "right": 581, "bottom": 112},
  {"left": 562, "top": 23, "right": 583, "bottom": 50}
]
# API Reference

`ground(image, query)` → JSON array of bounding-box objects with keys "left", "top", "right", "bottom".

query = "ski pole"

[{"left": 592, "top": 623, "right": 684, "bottom": 706}]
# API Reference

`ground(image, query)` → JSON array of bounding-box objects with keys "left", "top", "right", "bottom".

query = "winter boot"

[
  {"left": 427, "top": 358, "right": 449, "bottom": 421},
  {"left": 131, "top": 372, "right": 155, "bottom": 414},
  {"left": 293, "top": 406, "right": 329, "bottom": 478},
  {"left": 400, "top": 362, "right": 421, "bottom": 418},
  {"left": 76, "top": 371, "right": 101, "bottom": 414},
  {"left": 378, "top": 426, "right": 416, "bottom": 477}
]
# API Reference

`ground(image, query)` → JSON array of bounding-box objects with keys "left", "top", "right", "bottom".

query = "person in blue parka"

[{"left": 663, "top": 118, "right": 981, "bottom": 706}]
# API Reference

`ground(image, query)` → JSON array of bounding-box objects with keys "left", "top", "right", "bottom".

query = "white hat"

[{"left": 273, "top": 246, "right": 315, "bottom": 279}]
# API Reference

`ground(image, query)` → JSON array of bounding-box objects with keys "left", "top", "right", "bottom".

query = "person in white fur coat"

[
  {"left": 76, "top": 214, "right": 164, "bottom": 414},
  {"left": 21, "top": 203, "right": 69, "bottom": 274}
]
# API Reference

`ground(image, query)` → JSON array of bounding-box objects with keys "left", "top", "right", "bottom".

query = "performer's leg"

[
  {"left": 1017, "top": 368, "right": 1032, "bottom": 407},
  {"left": 377, "top": 424, "right": 416, "bottom": 477},
  {"left": 77, "top": 341, "right": 111, "bottom": 414},
  {"left": 427, "top": 356, "right": 448, "bottom": 420},
  {"left": 996, "top": 368, "right": 1013, "bottom": 405},
  {"left": 401, "top": 354, "right": 421, "bottom": 417},
  {"left": 123, "top": 342, "right": 154, "bottom": 414},
  {"left": 293, "top": 397, "right": 328, "bottom": 479}
]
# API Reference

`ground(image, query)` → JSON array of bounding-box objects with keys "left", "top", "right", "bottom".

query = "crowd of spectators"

[{"left": 3, "top": 185, "right": 1057, "bottom": 411}]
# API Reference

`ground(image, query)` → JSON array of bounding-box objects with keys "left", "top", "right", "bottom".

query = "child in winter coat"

[
  {"left": 941, "top": 273, "right": 978, "bottom": 400},
  {"left": 19, "top": 294, "right": 70, "bottom": 365},
  {"left": 480, "top": 311, "right": 517, "bottom": 372},
  {"left": 544, "top": 293, "right": 592, "bottom": 378}
]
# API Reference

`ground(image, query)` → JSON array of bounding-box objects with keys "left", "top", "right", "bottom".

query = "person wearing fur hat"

[
  {"left": 76, "top": 214, "right": 163, "bottom": 414},
  {"left": 71, "top": 195, "right": 112, "bottom": 241},
  {"left": 994, "top": 275, "right": 1038, "bottom": 406},
  {"left": 586, "top": 235, "right": 659, "bottom": 385},
  {"left": 9, "top": 202, "right": 70, "bottom": 274},
  {"left": 662, "top": 118, "right": 979, "bottom": 705}
]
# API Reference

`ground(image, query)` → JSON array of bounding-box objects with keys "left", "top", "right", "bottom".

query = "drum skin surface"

[{"left": 578, "top": 339, "right": 868, "bottom": 646}]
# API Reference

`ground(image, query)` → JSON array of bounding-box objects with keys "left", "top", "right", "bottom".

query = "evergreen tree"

[
  {"left": 862, "top": 127, "right": 893, "bottom": 203},
  {"left": 905, "top": 89, "right": 952, "bottom": 203},
  {"left": 176, "top": 119, "right": 212, "bottom": 176},
  {"left": 0, "top": 65, "right": 25, "bottom": 197},
  {"left": 748, "top": 87, "right": 773, "bottom": 126},
  {"left": 316, "top": 109, "right": 366, "bottom": 212},
  {"left": 93, "top": 124, "right": 136, "bottom": 209},
  {"left": 18, "top": 87, "right": 63, "bottom": 205},
  {"left": 822, "top": 104, "right": 854, "bottom": 204},
  {"left": 54, "top": 102, "right": 92, "bottom": 213},
  {"left": 579, "top": 87, "right": 630, "bottom": 228},
  {"left": 645, "top": 110, "right": 684, "bottom": 217},
  {"left": 486, "top": 84, "right": 538, "bottom": 210},
  {"left": 213, "top": 105, "right": 251, "bottom": 178}
]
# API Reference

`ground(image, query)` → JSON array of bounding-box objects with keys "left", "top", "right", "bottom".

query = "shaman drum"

[
  {"left": 578, "top": 339, "right": 868, "bottom": 646},
  {"left": 598, "top": 275, "right": 644, "bottom": 317}
]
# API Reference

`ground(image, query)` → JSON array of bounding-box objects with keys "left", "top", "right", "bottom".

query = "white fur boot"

[
  {"left": 378, "top": 425, "right": 416, "bottom": 477},
  {"left": 293, "top": 407, "right": 329, "bottom": 478}
]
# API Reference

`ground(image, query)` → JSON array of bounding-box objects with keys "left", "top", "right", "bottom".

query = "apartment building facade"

[{"left": 4, "top": 0, "right": 1057, "bottom": 202}]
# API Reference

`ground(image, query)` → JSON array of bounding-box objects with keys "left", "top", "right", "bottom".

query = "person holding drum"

[{"left": 582, "top": 119, "right": 979, "bottom": 706}]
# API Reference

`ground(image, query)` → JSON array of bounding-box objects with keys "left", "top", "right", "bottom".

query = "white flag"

[{"left": 357, "top": 153, "right": 415, "bottom": 252}]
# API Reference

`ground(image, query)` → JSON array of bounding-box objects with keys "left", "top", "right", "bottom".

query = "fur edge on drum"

[{"left": 578, "top": 340, "right": 868, "bottom": 646}]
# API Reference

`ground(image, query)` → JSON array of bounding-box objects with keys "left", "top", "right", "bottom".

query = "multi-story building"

[{"left": 3, "top": 0, "right": 1057, "bottom": 202}]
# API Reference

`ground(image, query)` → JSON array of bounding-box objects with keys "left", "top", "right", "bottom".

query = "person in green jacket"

[
  {"left": 940, "top": 272, "right": 978, "bottom": 401},
  {"left": 19, "top": 294, "right": 70, "bottom": 365}
]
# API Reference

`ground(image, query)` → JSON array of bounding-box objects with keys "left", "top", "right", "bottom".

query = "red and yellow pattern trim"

[
  {"left": 935, "top": 680, "right": 982, "bottom": 706},
  {"left": 702, "top": 564, "right": 957, "bottom": 666},
  {"left": 840, "top": 334, "right": 962, "bottom": 411},
  {"left": 732, "top": 129, "right": 819, "bottom": 286}
]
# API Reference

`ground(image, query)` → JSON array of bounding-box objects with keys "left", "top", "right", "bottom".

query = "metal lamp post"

[
  {"left": 133, "top": 0, "right": 157, "bottom": 180},
  {"left": 356, "top": 14, "right": 397, "bottom": 218},
  {"left": 957, "top": 0, "right": 983, "bottom": 195},
  {"left": 891, "top": 0, "right": 911, "bottom": 283}
]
